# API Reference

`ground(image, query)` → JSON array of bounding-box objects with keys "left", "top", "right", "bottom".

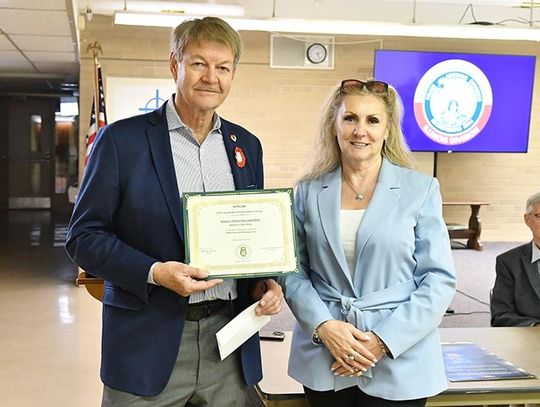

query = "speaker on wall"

[{"left": 270, "top": 35, "right": 334, "bottom": 69}]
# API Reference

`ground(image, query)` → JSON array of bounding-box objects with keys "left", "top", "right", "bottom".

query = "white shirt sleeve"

[{"left": 148, "top": 262, "right": 159, "bottom": 285}]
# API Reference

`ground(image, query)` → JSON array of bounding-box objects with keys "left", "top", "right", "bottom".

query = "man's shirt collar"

[{"left": 166, "top": 95, "right": 221, "bottom": 134}]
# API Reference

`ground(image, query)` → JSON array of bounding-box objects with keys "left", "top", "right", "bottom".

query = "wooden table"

[
  {"left": 76, "top": 270, "right": 104, "bottom": 301},
  {"left": 443, "top": 201, "right": 489, "bottom": 251},
  {"left": 257, "top": 327, "right": 540, "bottom": 406}
]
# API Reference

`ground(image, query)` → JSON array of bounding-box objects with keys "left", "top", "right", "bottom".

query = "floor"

[
  {"left": 0, "top": 210, "right": 103, "bottom": 406},
  {"left": 0, "top": 209, "right": 515, "bottom": 406},
  {"left": 0, "top": 209, "right": 266, "bottom": 407}
]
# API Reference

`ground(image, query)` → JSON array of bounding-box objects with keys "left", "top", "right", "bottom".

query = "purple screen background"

[{"left": 373, "top": 50, "right": 536, "bottom": 153}]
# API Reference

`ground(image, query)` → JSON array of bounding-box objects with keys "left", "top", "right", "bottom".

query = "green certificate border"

[{"left": 183, "top": 188, "right": 300, "bottom": 279}]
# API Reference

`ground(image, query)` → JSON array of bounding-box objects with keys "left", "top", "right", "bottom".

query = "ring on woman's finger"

[{"left": 346, "top": 354, "right": 355, "bottom": 361}]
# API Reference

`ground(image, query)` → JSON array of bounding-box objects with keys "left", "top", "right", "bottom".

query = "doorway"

[{"left": 0, "top": 96, "right": 78, "bottom": 210}]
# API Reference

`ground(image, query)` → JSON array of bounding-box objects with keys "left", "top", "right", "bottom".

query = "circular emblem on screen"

[{"left": 413, "top": 59, "right": 493, "bottom": 146}]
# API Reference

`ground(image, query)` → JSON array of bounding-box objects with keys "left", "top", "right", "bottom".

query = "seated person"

[{"left": 491, "top": 192, "right": 540, "bottom": 327}]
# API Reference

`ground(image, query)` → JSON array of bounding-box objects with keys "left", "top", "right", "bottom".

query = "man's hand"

[
  {"left": 251, "top": 279, "right": 283, "bottom": 316},
  {"left": 152, "top": 261, "right": 223, "bottom": 297}
]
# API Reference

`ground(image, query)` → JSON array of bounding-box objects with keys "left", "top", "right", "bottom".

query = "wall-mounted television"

[{"left": 374, "top": 50, "right": 536, "bottom": 153}]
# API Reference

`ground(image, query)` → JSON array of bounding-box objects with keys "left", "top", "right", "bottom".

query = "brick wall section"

[{"left": 79, "top": 16, "right": 540, "bottom": 242}]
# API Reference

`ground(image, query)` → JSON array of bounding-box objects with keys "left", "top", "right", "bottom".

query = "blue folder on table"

[{"left": 442, "top": 342, "right": 536, "bottom": 382}]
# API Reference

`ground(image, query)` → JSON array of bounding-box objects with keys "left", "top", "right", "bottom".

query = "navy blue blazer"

[{"left": 66, "top": 101, "right": 264, "bottom": 396}]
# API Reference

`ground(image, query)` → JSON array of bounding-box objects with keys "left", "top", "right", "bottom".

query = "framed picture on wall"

[{"left": 105, "top": 77, "right": 176, "bottom": 124}]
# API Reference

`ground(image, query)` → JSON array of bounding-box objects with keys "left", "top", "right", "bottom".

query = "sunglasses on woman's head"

[{"left": 339, "top": 79, "right": 389, "bottom": 95}]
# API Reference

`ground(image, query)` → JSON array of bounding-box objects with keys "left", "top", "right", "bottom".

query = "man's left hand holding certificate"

[{"left": 183, "top": 188, "right": 299, "bottom": 279}]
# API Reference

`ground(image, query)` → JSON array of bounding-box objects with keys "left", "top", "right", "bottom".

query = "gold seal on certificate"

[{"left": 183, "top": 188, "right": 299, "bottom": 278}]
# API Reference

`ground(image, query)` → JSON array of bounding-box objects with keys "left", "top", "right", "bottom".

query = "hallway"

[{"left": 0, "top": 210, "right": 102, "bottom": 406}]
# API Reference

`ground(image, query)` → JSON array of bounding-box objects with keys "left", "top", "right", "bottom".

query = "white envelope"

[{"left": 216, "top": 302, "right": 271, "bottom": 360}]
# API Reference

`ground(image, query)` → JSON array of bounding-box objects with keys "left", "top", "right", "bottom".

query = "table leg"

[{"left": 466, "top": 204, "right": 483, "bottom": 251}]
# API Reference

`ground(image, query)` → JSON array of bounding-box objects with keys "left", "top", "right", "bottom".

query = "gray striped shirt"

[{"left": 165, "top": 96, "right": 237, "bottom": 303}]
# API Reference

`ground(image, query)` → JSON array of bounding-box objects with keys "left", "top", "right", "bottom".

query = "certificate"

[{"left": 183, "top": 188, "right": 299, "bottom": 278}]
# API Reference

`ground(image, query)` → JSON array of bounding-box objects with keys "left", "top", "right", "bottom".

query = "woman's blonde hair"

[{"left": 300, "top": 81, "right": 415, "bottom": 182}]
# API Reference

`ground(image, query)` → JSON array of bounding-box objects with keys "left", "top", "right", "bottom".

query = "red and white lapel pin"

[{"left": 234, "top": 146, "right": 246, "bottom": 168}]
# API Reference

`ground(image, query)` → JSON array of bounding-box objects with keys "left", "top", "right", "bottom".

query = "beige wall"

[{"left": 79, "top": 16, "right": 539, "bottom": 242}]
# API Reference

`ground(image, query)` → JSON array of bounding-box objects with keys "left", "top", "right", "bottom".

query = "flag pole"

[
  {"left": 77, "top": 41, "right": 106, "bottom": 299},
  {"left": 86, "top": 41, "right": 103, "bottom": 123}
]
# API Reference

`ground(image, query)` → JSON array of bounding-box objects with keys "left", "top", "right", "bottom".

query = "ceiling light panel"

[{"left": 114, "top": 12, "right": 540, "bottom": 41}]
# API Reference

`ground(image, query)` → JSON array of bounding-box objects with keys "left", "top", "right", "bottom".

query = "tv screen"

[{"left": 373, "top": 50, "right": 536, "bottom": 152}]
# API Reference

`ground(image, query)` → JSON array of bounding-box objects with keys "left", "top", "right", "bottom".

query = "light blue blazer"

[{"left": 281, "top": 158, "right": 456, "bottom": 400}]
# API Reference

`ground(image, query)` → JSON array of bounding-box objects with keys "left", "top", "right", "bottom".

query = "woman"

[{"left": 280, "top": 79, "right": 456, "bottom": 406}]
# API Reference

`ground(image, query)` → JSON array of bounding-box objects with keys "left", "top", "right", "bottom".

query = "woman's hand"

[
  {"left": 316, "top": 320, "right": 377, "bottom": 374},
  {"left": 329, "top": 332, "right": 387, "bottom": 377},
  {"left": 331, "top": 360, "right": 363, "bottom": 377},
  {"left": 365, "top": 331, "right": 389, "bottom": 360}
]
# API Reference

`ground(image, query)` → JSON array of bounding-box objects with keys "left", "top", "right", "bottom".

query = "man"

[
  {"left": 491, "top": 192, "right": 540, "bottom": 327},
  {"left": 66, "top": 17, "right": 282, "bottom": 406}
]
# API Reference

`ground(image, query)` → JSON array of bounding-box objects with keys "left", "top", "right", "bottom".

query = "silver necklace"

[{"left": 342, "top": 176, "right": 365, "bottom": 201}]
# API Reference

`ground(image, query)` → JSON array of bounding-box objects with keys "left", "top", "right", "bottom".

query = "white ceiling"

[
  {"left": 0, "top": 0, "right": 79, "bottom": 95},
  {"left": 0, "top": 0, "right": 538, "bottom": 95}
]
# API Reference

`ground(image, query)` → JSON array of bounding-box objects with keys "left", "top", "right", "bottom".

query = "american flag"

[{"left": 84, "top": 64, "right": 107, "bottom": 166}]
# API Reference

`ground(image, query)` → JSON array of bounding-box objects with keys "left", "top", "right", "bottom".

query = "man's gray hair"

[
  {"left": 170, "top": 16, "right": 242, "bottom": 67},
  {"left": 525, "top": 192, "right": 540, "bottom": 214}
]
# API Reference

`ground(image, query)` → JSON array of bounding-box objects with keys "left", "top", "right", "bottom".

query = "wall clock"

[{"left": 306, "top": 42, "right": 327, "bottom": 64}]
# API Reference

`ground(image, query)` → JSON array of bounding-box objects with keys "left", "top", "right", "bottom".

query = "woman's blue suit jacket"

[
  {"left": 281, "top": 159, "right": 456, "bottom": 400},
  {"left": 66, "top": 101, "right": 265, "bottom": 396}
]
